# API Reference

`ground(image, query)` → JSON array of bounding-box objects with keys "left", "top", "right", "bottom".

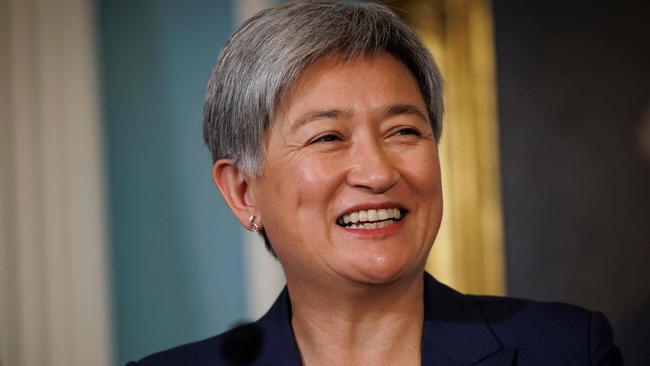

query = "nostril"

[
  {"left": 344, "top": 141, "right": 401, "bottom": 192},
  {"left": 346, "top": 166, "right": 400, "bottom": 193}
]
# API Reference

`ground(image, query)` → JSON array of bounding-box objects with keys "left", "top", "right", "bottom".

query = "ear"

[{"left": 212, "top": 159, "right": 261, "bottom": 231}]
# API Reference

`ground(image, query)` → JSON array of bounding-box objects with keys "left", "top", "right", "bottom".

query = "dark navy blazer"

[{"left": 129, "top": 273, "right": 622, "bottom": 365}]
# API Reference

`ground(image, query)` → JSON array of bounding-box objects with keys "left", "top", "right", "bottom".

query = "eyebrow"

[
  {"left": 384, "top": 104, "right": 429, "bottom": 123},
  {"left": 290, "top": 109, "right": 351, "bottom": 132},
  {"left": 290, "top": 104, "right": 428, "bottom": 132}
]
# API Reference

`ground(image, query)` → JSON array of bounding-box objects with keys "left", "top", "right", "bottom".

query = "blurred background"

[{"left": 1, "top": 0, "right": 648, "bottom": 365}]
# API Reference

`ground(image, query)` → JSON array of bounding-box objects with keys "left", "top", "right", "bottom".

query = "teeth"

[
  {"left": 367, "top": 210, "right": 377, "bottom": 221},
  {"left": 340, "top": 208, "right": 402, "bottom": 225},
  {"left": 358, "top": 210, "right": 368, "bottom": 222},
  {"left": 346, "top": 219, "right": 396, "bottom": 230}
]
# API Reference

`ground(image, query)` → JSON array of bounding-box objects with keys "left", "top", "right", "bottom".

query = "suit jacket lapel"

[
  {"left": 421, "top": 273, "right": 517, "bottom": 365},
  {"left": 253, "top": 287, "right": 302, "bottom": 365},
  {"left": 252, "top": 274, "right": 517, "bottom": 366}
]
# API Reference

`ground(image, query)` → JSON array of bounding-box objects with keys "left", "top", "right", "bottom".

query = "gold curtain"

[{"left": 384, "top": 0, "right": 505, "bottom": 295}]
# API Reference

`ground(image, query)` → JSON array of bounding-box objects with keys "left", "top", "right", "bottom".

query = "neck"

[{"left": 287, "top": 273, "right": 424, "bottom": 366}]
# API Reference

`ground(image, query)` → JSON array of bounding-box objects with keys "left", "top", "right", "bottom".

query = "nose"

[{"left": 346, "top": 137, "right": 400, "bottom": 193}]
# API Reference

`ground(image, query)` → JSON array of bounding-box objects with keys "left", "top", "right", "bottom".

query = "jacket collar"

[
  {"left": 421, "top": 273, "right": 516, "bottom": 365},
  {"left": 254, "top": 287, "right": 302, "bottom": 365},
  {"left": 253, "top": 272, "right": 515, "bottom": 365}
]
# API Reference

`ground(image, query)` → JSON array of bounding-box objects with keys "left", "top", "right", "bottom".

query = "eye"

[
  {"left": 396, "top": 127, "right": 420, "bottom": 136},
  {"left": 310, "top": 133, "right": 341, "bottom": 144}
]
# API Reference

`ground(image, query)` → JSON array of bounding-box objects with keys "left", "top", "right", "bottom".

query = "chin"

[{"left": 347, "top": 255, "right": 416, "bottom": 285}]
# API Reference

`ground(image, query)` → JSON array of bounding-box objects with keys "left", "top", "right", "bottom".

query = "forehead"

[{"left": 275, "top": 52, "right": 425, "bottom": 126}]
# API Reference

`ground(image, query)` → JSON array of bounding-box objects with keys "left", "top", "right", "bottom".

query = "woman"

[{"left": 130, "top": 1, "right": 622, "bottom": 365}]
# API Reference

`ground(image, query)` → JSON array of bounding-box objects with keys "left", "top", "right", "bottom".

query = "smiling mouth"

[{"left": 336, "top": 208, "right": 406, "bottom": 230}]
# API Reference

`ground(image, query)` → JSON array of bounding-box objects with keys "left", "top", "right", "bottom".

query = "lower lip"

[{"left": 340, "top": 218, "right": 405, "bottom": 238}]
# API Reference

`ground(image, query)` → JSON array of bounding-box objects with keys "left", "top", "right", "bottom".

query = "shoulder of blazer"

[
  {"left": 464, "top": 293, "right": 624, "bottom": 365},
  {"left": 129, "top": 274, "right": 623, "bottom": 365},
  {"left": 421, "top": 274, "right": 622, "bottom": 365}
]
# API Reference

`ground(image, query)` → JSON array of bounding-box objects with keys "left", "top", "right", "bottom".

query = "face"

[{"left": 249, "top": 53, "right": 443, "bottom": 288}]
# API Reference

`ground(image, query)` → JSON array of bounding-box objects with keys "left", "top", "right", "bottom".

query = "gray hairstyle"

[
  {"left": 203, "top": 0, "right": 444, "bottom": 255},
  {"left": 203, "top": 0, "right": 444, "bottom": 175}
]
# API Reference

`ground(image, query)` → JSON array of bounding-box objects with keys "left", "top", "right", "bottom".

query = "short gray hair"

[
  {"left": 203, "top": 0, "right": 444, "bottom": 176},
  {"left": 203, "top": 0, "right": 444, "bottom": 255}
]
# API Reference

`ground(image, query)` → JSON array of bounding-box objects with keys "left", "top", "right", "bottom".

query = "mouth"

[{"left": 336, "top": 208, "right": 406, "bottom": 230}]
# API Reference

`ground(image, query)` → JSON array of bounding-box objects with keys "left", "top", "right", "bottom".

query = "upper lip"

[{"left": 336, "top": 202, "right": 408, "bottom": 220}]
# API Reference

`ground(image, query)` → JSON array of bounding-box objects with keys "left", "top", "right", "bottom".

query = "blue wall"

[{"left": 97, "top": 1, "right": 246, "bottom": 363}]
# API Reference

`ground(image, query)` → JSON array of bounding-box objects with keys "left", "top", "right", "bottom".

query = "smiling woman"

[
  {"left": 242, "top": 54, "right": 442, "bottom": 289},
  {"left": 127, "top": 1, "right": 622, "bottom": 365}
]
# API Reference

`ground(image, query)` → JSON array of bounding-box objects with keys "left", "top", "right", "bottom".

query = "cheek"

[
  {"left": 261, "top": 157, "right": 344, "bottom": 261},
  {"left": 424, "top": 154, "right": 443, "bottom": 222},
  {"left": 401, "top": 146, "right": 442, "bottom": 195},
  {"left": 270, "top": 155, "right": 343, "bottom": 211},
  {"left": 424, "top": 156, "right": 442, "bottom": 197},
  {"left": 299, "top": 161, "right": 345, "bottom": 211}
]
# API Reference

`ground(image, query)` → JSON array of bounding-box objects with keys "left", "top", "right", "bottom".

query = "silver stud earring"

[{"left": 248, "top": 215, "right": 259, "bottom": 232}]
